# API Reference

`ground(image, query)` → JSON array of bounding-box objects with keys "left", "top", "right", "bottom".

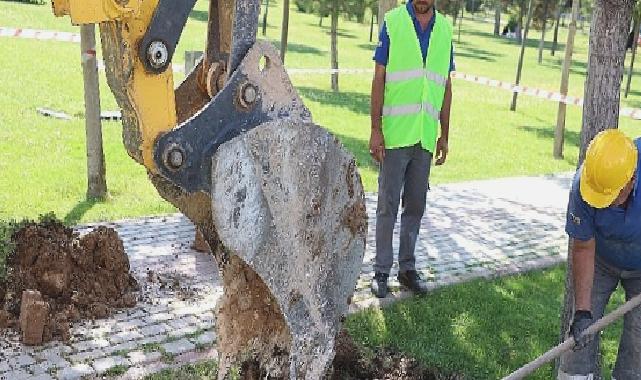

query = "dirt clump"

[
  {"left": 0, "top": 219, "right": 138, "bottom": 344},
  {"left": 327, "top": 330, "right": 462, "bottom": 380}
]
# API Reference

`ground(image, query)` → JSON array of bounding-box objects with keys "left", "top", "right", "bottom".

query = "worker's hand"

[
  {"left": 369, "top": 128, "right": 386, "bottom": 163},
  {"left": 435, "top": 136, "right": 448, "bottom": 165},
  {"left": 570, "top": 310, "right": 594, "bottom": 350}
]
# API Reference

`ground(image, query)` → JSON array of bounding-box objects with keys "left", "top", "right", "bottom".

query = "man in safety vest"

[
  {"left": 560, "top": 129, "right": 641, "bottom": 379},
  {"left": 369, "top": 0, "right": 454, "bottom": 298}
]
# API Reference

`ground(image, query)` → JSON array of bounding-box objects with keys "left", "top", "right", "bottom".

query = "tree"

[
  {"left": 553, "top": 0, "right": 578, "bottom": 159},
  {"left": 494, "top": 0, "right": 502, "bottom": 35},
  {"left": 281, "top": 0, "right": 290, "bottom": 62},
  {"left": 80, "top": 24, "right": 107, "bottom": 199},
  {"left": 536, "top": 0, "right": 553, "bottom": 64},
  {"left": 550, "top": 0, "right": 563, "bottom": 55},
  {"left": 435, "top": 0, "right": 463, "bottom": 25},
  {"left": 510, "top": 0, "right": 533, "bottom": 111},
  {"left": 556, "top": 1, "right": 635, "bottom": 377},
  {"left": 378, "top": 0, "right": 397, "bottom": 33},
  {"left": 625, "top": 4, "right": 641, "bottom": 98}
]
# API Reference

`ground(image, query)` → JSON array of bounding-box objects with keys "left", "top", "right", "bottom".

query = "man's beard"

[{"left": 413, "top": 1, "right": 432, "bottom": 14}]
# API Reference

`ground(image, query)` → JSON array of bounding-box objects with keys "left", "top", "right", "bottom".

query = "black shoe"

[
  {"left": 371, "top": 272, "right": 389, "bottom": 298},
  {"left": 398, "top": 270, "right": 428, "bottom": 294}
]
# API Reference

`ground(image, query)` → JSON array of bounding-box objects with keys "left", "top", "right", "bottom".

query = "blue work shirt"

[
  {"left": 566, "top": 138, "right": 641, "bottom": 270},
  {"left": 373, "top": 2, "right": 455, "bottom": 72}
]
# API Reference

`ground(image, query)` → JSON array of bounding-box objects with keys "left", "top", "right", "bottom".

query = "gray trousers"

[
  {"left": 559, "top": 256, "right": 641, "bottom": 380},
  {"left": 374, "top": 144, "right": 432, "bottom": 275}
]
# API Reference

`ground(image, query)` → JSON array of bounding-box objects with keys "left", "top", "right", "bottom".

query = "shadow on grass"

[
  {"left": 462, "top": 28, "right": 567, "bottom": 52},
  {"left": 454, "top": 39, "right": 502, "bottom": 62},
  {"left": 63, "top": 198, "right": 102, "bottom": 226},
  {"left": 189, "top": 9, "right": 208, "bottom": 23},
  {"left": 298, "top": 86, "right": 370, "bottom": 115},
  {"left": 286, "top": 43, "right": 326, "bottom": 56},
  {"left": 332, "top": 132, "right": 378, "bottom": 174},
  {"left": 518, "top": 125, "right": 580, "bottom": 166}
]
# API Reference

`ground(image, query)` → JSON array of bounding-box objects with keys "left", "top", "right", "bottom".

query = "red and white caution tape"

[
  {"left": 0, "top": 27, "right": 80, "bottom": 43},
  {"left": 3, "top": 26, "right": 640, "bottom": 120},
  {"left": 450, "top": 71, "right": 641, "bottom": 120}
]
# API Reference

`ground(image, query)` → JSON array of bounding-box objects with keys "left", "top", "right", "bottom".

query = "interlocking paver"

[
  {"left": 127, "top": 350, "right": 162, "bottom": 365},
  {"left": 92, "top": 356, "right": 130, "bottom": 374},
  {"left": 0, "top": 370, "right": 31, "bottom": 380},
  {"left": 0, "top": 173, "right": 572, "bottom": 379},
  {"left": 57, "top": 364, "right": 94, "bottom": 380},
  {"left": 162, "top": 339, "right": 195, "bottom": 355}
]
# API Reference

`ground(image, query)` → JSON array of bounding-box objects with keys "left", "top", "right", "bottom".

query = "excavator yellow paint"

[
  {"left": 52, "top": 0, "right": 136, "bottom": 24},
  {"left": 52, "top": 0, "right": 177, "bottom": 173}
]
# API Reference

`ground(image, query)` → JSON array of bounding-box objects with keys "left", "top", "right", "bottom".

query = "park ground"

[{"left": 1, "top": 0, "right": 640, "bottom": 378}]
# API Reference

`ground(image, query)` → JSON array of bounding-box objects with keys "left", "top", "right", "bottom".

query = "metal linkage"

[
  {"left": 139, "top": 0, "right": 198, "bottom": 73},
  {"left": 153, "top": 41, "right": 311, "bottom": 193}
]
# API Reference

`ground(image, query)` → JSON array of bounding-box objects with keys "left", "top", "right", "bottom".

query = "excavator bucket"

[{"left": 53, "top": 0, "right": 367, "bottom": 378}]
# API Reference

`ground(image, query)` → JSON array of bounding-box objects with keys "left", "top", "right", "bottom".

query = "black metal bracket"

[
  {"left": 139, "top": 0, "right": 198, "bottom": 74},
  {"left": 153, "top": 41, "right": 311, "bottom": 193}
]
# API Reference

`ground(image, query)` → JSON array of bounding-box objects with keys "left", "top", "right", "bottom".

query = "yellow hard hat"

[{"left": 580, "top": 129, "right": 638, "bottom": 208}]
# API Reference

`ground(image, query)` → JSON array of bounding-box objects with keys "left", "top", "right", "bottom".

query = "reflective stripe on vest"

[
  {"left": 382, "top": 102, "right": 440, "bottom": 120},
  {"left": 385, "top": 68, "right": 447, "bottom": 87}
]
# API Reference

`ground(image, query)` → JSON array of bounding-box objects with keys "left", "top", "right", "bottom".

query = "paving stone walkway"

[{"left": 0, "top": 173, "right": 573, "bottom": 380}]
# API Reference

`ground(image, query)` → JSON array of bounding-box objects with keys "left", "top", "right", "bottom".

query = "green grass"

[
  {"left": 0, "top": 4, "right": 638, "bottom": 379},
  {"left": 346, "top": 265, "right": 625, "bottom": 380},
  {"left": 144, "top": 360, "right": 218, "bottom": 380},
  {"left": 103, "top": 364, "right": 128, "bottom": 377},
  {"left": 1, "top": 0, "right": 640, "bottom": 222}
]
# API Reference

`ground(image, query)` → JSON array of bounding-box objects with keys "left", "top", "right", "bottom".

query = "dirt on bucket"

[{"left": 0, "top": 218, "right": 139, "bottom": 344}]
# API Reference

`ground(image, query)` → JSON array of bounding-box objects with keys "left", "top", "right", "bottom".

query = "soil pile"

[
  {"left": 0, "top": 219, "right": 138, "bottom": 344},
  {"left": 328, "top": 330, "right": 463, "bottom": 380}
]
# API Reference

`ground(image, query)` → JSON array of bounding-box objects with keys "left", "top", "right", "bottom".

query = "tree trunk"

[
  {"left": 516, "top": 3, "right": 526, "bottom": 43},
  {"left": 551, "top": 0, "right": 562, "bottom": 56},
  {"left": 262, "top": 0, "right": 269, "bottom": 36},
  {"left": 553, "top": 0, "right": 579, "bottom": 159},
  {"left": 280, "top": 0, "right": 290, "bottom": 63},
  {"left": 80, "top": 24, "right": 107, "bottom": 199},
  {"left": 458, "top": 1, "right": 464, "bottom": 43},
  {"left": 538, "top": 0, "right": 550, "bottom": 64},
  {"left": 510, "top": 0, "right": 534, "bottom": 111},
  {"left": 555, "top": 1, "right": 635, "bottom": 378},
  {"left": 331, "top": 0, "right": 339, "bottom": 92},
  {"left": 625, "top": 13, "right": 640, "bottom": 97},
  {"left": 494, "top": 0, "right": 501, "bottom": 35},
  {"left": 378, "top": 0, "right": 397, "bottom": 33}
]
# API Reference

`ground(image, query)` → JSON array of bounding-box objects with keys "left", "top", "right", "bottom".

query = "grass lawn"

[
  {"left": 1, "top": 0, "right": 640, "bottom": 222},
  {"left": 0, "top": 3, "right": 638, "bottom": 379},
  {"left": 141, "top": 265, "right": 627, "bottom": 380}
]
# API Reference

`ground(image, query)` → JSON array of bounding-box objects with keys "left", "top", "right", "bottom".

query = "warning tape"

[
  {"left": 0, "top": 27, "right": 80, "bottom": 43},
  {"left": 3, "top": 26, "right": 640, "bottom": 120}
]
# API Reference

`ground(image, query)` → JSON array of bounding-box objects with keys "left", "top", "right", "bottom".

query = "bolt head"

[
  {"left": 242, "top": 84, "right": 258, "bottom": 105},
  {"left": 167, "top": 148, "right": 184, "bottom": 169},
  {"left": 147, "top": 41, "right": 169, "bottom": 70}
]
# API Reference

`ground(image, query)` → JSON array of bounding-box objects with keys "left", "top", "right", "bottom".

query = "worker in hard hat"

[{"left": 559, "top": 129, "right": 641, "bottom": 380}]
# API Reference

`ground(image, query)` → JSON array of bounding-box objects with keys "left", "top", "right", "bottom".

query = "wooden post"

[
  {"left": 510, "top": 0, "right": 533, "bottom": 112},
  {"left": 280, "top": 0, "right": 290, "bottom": 63},
  {"left": 625, "top": 13, "right": 640, "bottom": 98},
  {"left": 185, "top": 51, "right": 204, "bottom": 74},
  {"left": 262, "top": 0, "right": 269, "bottom": 36},
  {"left": 80, "top": 24, "right": 107, "bottom": 199},
  {"left": 553, "top": 0, "right": 579, "bottom": 159}
]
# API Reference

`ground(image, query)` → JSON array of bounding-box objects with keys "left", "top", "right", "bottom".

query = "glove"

[{"left": 570, "top": 310, "right": 594, "bottom": 350}]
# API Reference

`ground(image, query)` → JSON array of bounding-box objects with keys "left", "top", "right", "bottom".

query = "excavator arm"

[{"left": 52, "top": 1, "right": 367, "bottom": 378}]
